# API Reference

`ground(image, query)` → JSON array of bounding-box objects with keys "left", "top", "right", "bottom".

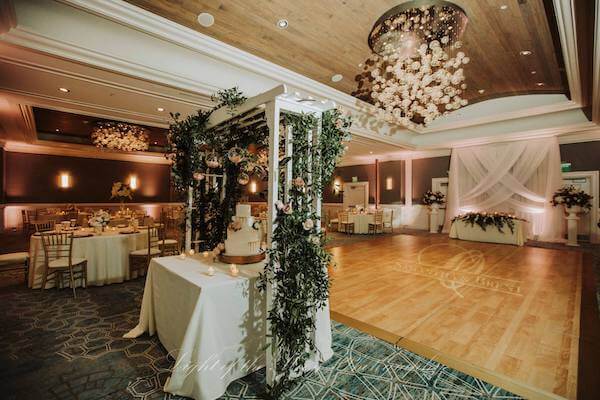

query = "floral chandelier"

[
  {"left": 91, "top": 121, "right": 149, "bottom": 152},
  {"left": 354, "top": 0, "right": 470, "bottom": 129}
]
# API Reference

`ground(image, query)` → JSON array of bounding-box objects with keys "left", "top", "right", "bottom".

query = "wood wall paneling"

[
  {"left": 4, "top": 152, "right": 172, "bottom": 203},
  {"left": 411, "top": 156, "right": 450, "bottom": 204}
]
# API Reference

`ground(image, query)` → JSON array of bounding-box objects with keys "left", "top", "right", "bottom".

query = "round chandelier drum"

[{"left": 355, "top": 0, "right": 470, "bottom": 129}]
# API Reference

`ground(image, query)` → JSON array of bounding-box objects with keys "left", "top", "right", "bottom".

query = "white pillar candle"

[{"left": 229, "top": 264, "right": 239, "bottom": 277}]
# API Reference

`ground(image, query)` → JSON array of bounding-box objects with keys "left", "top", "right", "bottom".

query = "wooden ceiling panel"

[{"left": 124, "top": 0, "right": 567, "bottom": 103}]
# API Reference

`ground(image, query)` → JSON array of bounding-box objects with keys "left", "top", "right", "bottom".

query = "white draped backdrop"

[{"left": 442, "top": 137, "right": 564, "bottom": 242}]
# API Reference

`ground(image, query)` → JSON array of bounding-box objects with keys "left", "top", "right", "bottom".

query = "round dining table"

[
  {"left": 28, "top": 227, "right": 148, "bottom": 289},
  {"left": 347, "top": 213, "right": 375, "bottom": 234}
]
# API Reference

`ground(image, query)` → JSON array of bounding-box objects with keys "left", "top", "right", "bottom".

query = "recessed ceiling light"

[
  {"left": 58, "top": 87, "right": 70, "bottom": 93},
  {"left": 478, "top": 89, "right": 485, "bottom": 94},
  {"left": 277, "top": 19, "right": 288, "bottom": 29},
  {"left": 536, "top": 82, "right": 545, "bottom": 87},
  {"left": 55, "top": 128, "right": 60, "bottom": 132},
  {"left": 500, "top": 5, "right": 508, "bottom": 10},
  {"left": 519, "top": 50, "right": 532, "bottom": 56},
  {"left": 331, "top": 74, "right": 343, "bottom": 82},
  {"left": 197, "top": 12, "right": 214, "bottom": 27},
  {"left": 531, "top": 70, "right": 537, "bottom": 75},
  {"left": 157, "top": 107, "right": 164, "bottom": 112},
  {"left": 369, "top": 151, "right": 373, "bottom": 154}
]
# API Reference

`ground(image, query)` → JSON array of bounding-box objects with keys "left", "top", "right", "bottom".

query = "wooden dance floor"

[{"left": 328, "top": 234, "right": 583, "bottom": 400}]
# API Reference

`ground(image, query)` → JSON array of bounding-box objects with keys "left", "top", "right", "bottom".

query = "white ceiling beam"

[{"left": 552, "top": 0, "right": 583, "bottom": 105}]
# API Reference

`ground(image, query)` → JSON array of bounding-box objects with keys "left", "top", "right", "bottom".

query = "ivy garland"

[
  {"left": 452, "top": 211, "right": 525, "bottom": 234},
  {"left": 258, "top": 110, "right": 351, "bottom": 397}
]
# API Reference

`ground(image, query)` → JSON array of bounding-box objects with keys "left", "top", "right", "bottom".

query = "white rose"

[{"left": 302, "top": 219, "right": 314, "bottom": 230}]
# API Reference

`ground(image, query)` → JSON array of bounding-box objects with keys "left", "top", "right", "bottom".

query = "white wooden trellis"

[{"left": 184, "top": 84, "right": 335, "bottom": 386}]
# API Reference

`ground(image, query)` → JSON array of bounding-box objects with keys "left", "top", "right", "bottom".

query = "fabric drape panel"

[{"left": 443, "top": 137, "right": 564, "bottom": 242}]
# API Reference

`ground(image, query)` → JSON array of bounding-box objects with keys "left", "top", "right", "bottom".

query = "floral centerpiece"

[
  {"left": 452, "top": 211, "right": 525, "bottom": 234},
  {"left": 422, "top": 190, "right": 445, "bottom": 207},
  {"left": 88, "top": 210, "right": 111, "bottom": 232},
  {"left": 551, "top": 185, "right": 592, "bottom": 211},
  {"left": 111, "top": 181, "right": 133, "bottom": 212}
]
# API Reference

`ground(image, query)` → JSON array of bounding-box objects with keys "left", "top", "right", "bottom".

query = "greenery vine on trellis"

[{"left": 258, "top": 110, "right": 351, "bottom": 397}]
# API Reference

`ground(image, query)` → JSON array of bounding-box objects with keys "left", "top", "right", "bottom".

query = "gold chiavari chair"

[
  {"left": 129, "top": 226, "right": 164, "bottom": 278},
  {"left": 34, "top": 220, "right": 56, "bottom": 233},
  {"left": 40, "top": 232, "right": 88, "bottom": 298},
  {"left": 158, "top": 213, "right": 181, "bottom": 256},
  {"left": 368, "top": 211, "right": 384, "bottom": 234},
  {"left": 327, "top": 209, "right": 339, "bottom": 232},
  {"left": 338, "top": 212, "right": 354, "bottom": 234},
  {"left": 383, "top": 208, "right": 394, "bottom": 233}
]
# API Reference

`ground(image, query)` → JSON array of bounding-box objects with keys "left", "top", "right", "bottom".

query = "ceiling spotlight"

[
  {"left": 519, "top": 50, "right": 532, "bottom": 56},
  {"left": 157, "top": 107, "right": 164, "bottom": 112},
  {"left": 55, "top": 128, "right": 60, "bottom": 132},
  {"left": 197, "top": 12, "right": 215, "bottom": 27},
  {"left": 58, "top": 87, "right": 70, "bottom": 93},
  {"left": 500, "top": 5, "right": 508, "bottom": 10},
  {"left": 369, "top": 151, "right": 373, "bottom": 154},
  {"left": 531, "top": 70, "right": 537, "bottom": 75},
  {"left": 331, "top": 74, "right": 343, "bottom": 82},
  {"left": 478, "top": 89, "right": 485, "bottom": 94},
  {"left": 277, "top": 19, "right": 289, "bottom": 29},
  {"left": 536, "top": 82, "right": 545, "bottom": 87}
]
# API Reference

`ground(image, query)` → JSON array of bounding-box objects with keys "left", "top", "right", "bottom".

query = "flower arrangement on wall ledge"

[
  {"left": 88, "top": 210, "right": 111, "bottom": 231},
  {"left": 110, "top": 181, "right": 133, "bottom": 202},
  {"left": 91, "top": 122, "right": 149, "bottom": 152},
  {"left": 422, "top": 190, "right": 445, "bottom": 206},
  {"left": 452, "top": 212, "right": 526, "bottom": 234},
  {"left": 551, "top": 185, "right": 593, "bottom": 211}
]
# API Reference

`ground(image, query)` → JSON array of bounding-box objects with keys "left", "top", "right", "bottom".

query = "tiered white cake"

[{"left": 224, "top": 204, "right": 261, "bottom": 256}]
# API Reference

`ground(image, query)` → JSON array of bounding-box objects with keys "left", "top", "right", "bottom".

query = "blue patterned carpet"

[{"left": 0, "top": 279, "right": 520, "bottom": 400}]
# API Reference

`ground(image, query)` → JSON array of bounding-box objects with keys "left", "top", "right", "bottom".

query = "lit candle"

[
  {"left": 229, "top": 263, "right": 239, "bottom": 277},
  {"left": 179, "top": 252, "right": 186, "bottom": 259},
  {"left": 189, "top": 249, "right": 195, "bottom": 256},
  {"left": 206, "top": 266, "right": 215, "bottom": 276}
]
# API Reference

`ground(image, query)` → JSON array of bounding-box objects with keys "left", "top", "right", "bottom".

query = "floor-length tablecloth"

[
  {"left": 29, "top": 228, "right": 147, "bottom": 288},
  {"left": 124, "top": 256, "right": 333, "bottom": 400},
  {"left": 347, "top": 213, "right": 375, "bottom": 234},
  {"left": 449, "top": 220, "right": 525, "bottom": 246}
]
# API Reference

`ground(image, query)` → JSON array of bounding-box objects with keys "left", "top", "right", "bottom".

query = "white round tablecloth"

[
  {"left": 28, "top": 228, "right": 148, "bottom": 289},
  {"left": 347, "top": 213, "right": 375, "bottom": 234}
]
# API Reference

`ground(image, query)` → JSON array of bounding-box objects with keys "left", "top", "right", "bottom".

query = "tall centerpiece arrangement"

[
  {"left": 110, "top": 181, "right": 133, "bottom": 213},
  {"left": 422, "top": 190, "right": 445, "bottom": 233},
  {"left": 551, "top": 185, "right": 593, "bottom": 246}
]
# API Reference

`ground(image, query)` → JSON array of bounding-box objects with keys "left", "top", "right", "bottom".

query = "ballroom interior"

[{"left": 0, "top": 1, "right": 599, "bottom": 400}]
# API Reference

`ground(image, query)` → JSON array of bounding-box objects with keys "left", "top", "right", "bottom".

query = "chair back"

[
  {"left": 383, "top": 209, "right": 393, "bottom": 224},
  {"left": 148, "top": 225, "right": 163, "bottom": 254},
  {"left": 35, "top": 220, "right": 56, "bottom": 233},
  {"left": 22, "top": 210, "right": 29, "bottom": 225},
  {"left": 40, "top": 232, "right": 74, "bottom": 266},
  {"left": 339, "top": 212, "right": 350, "bottom": 224},
  {"left": 374, "top": 211, "right": 384, "bottom": 224}
]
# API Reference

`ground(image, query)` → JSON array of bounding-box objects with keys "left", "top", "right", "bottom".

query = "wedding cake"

[{"left": 224, "top": 204, "right": 262, "bottom": 257}]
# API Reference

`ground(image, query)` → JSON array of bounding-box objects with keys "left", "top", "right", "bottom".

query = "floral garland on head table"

[
  {"left": 452, "top": 211, "right": 525, "bottom": 234},
  {"left": 258, "top": 108, "right": 352, "bottom": 396}
]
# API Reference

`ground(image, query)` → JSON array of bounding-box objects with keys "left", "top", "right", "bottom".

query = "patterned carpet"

[{"left": 0, "top": 278, "right": 521, "bottom": 400}]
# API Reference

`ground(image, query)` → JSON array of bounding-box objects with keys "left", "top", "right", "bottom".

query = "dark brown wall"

[
  {"left": 323, "top": 163, "right": 376, "bottom": 204},
  {"left": 4, "top": 152, "right": 172, "bottom": 203},
  {"left": 412, "top": 156, "right": 450, "bottom": 204},
  {"left": 560, "top": 141, "right": 600, "bottom": 197},
  {"left": 0, "top": 147, "right": 5, "bottom": 204},
  {"left": 379, "top": 160, "right": 404, "bottom": 204}
]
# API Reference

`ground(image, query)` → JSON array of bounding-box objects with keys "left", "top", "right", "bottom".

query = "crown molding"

[
  {"left": 17, "top": 103, "right": 36, "bottom": 138},
  {"left": 552, "top": 0, "right": 583, "bottom": 105},
  {"left": 3, "top": 140, "right": 170, "bottom": 164},
  {"left": 557, "top": 124, "right": 600, "bottom": 143},
  {"left": 0, "top": 87, "right": 171, "bottom": 128}
]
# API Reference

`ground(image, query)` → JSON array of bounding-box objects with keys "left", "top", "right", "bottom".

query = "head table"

[
  {"left": 28, "top": 227, "right": 148, "bottom": 289},
  {"left": 124, "top": 256, "right": 333, "bottom": 400}
]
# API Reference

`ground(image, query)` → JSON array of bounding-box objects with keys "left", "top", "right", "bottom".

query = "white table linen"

[
  {"left": 449, "top": 219, "right": 525, "bottom": 246},
  {"left": 347, "top": 213, "right": 375, "bottom": 234},
  {"left": 28, "top": 228, "right": 147, "bottom": 288},
  {"left": 125, "top": 256, "right": 333, "bottom": 400}
]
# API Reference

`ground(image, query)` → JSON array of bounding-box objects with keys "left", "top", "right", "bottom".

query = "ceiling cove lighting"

[
  {"left": 355, "top": 0, "right": 470, "bottom": 129},
  {"left": 277, "top": 19, "right": 289, "bottom": 29},
  {"left": 197, "top": 12, "right": 215, "bottom": 27}
]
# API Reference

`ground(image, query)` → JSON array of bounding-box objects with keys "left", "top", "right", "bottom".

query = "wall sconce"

[
  {"left": 333, "top": 178, "right": 343, "bottom": 194},
  {"left": 129, "top": 175, "right": 138, "bottom": 190},
  {"left": 58, "top": 172, "right": 71, "bottom": 189},
  {"left": 385, "top": 177, "right": 393, "bottom": 190},
  {"left": 249, "top": 181, "right": 257, "bottom": 193}
]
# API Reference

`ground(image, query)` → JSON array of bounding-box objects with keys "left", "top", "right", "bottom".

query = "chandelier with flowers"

[
  {"left": 353, "top": 1, "right": 470, "bottom": 129},
  {"left": 91, "top": 121, "right": 149, "bottom": 152}
]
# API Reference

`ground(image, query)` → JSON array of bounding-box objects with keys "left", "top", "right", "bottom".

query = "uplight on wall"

[
  {"left": 249, "top": 181, "right": 257, "bottom": 193},
  {"left": 58, "top": 172, "right": 71, "bottom": 189},
  {"left": 129, "top": 175, "right": 138, "bottom": 190},
  {"left": 385, "top": 177, "right": 393, "bottom": 190}
]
